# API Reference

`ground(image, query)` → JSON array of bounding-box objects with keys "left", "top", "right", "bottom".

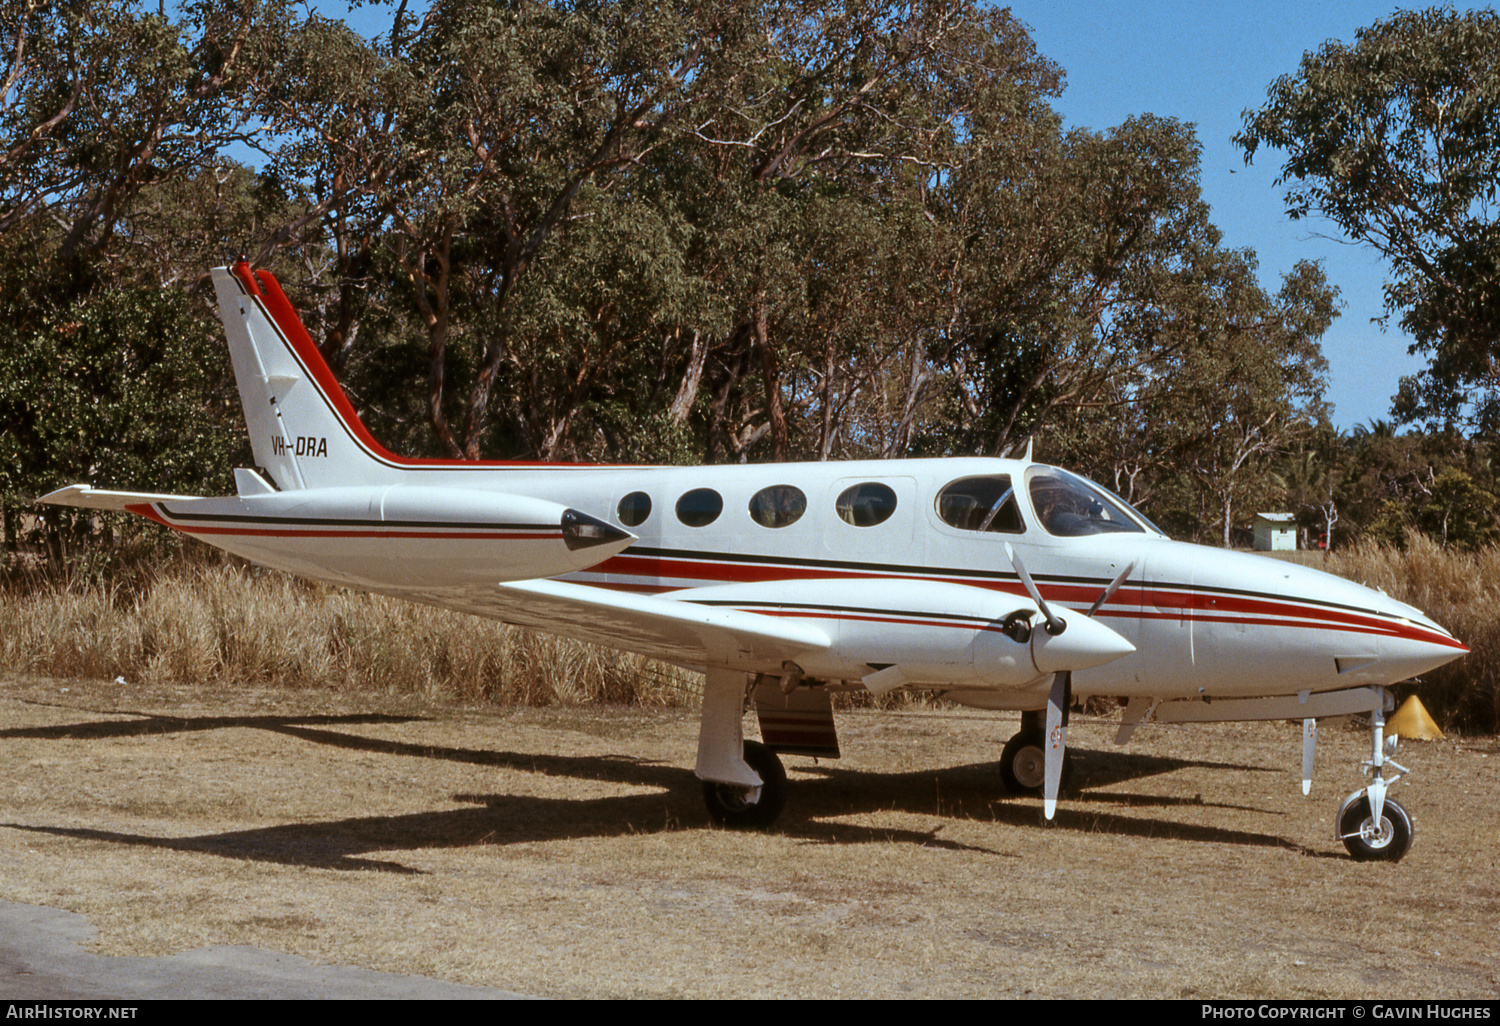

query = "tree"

[
  {"left": 0, "top": 0, "right": 293, "bottom": 266},
  {"left": 949, "top": 116, "right": 1234, "bottom": 459},
  {"left": 0, "top": 283, "right": 244, "bottom": 560},
  {"left": 1234, "top": 7, "right": 1500, "bottom": 435}
]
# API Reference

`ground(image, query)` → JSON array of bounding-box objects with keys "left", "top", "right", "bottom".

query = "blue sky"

[{"left": 1007, "top": 1, "right": 1444, "bottom": 431}]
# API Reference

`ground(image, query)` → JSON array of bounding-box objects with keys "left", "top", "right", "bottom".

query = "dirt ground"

[{"left": 2, "top": 673, "right": 1497, "bottom": 999}]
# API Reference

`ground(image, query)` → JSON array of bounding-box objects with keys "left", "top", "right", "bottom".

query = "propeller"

[
  {"left": 1004, "top": 543, "right": 1065, "bottom": 635},
  {"left": 1004, "top": 543, "right": 1138, "bottom": 820}
]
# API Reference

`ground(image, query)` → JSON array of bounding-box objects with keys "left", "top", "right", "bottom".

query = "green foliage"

[
  {"left": 0, "top": 287, "right": 233, "bottom": 492},
  {"left": 1369, "top": 500, "right": 1412, "bottom": 551},
  {"left": 1420, "top": 466, "right": 1500, "bottom": 549},
  {"left": 0, "top": 282, "right": 245, "bottom": 552}
]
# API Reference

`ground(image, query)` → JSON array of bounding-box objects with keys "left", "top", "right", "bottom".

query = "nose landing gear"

[{"left": 1335, "top": 688, "right": 1414, "bottom": 862}]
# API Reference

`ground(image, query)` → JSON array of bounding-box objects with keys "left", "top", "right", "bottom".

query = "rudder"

[{"left": 211, "top": 263, "right": 398, "bottom": 491}]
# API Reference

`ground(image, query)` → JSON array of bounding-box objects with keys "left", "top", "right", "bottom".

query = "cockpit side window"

[
  {"left": 1026, "top": 467, "right": 1146, "bottom": 537},
  {"left": 937, "top": 476, "right": 1024, "bottom": 534}
]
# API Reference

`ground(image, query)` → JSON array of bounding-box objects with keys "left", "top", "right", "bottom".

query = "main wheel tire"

[
  {"left": 999, "top": 731, "right": 1073, "bottom": 796},
  {"left": 1337, "top": 794, "right": 1414, "bottom": 862},
  {"left": 702, "top": 740, "right": 787, "bottom": 829}
]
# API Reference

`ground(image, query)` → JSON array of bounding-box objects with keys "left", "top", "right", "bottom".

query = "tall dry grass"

[
  {"left": 0, "top": 556, "right": 698, "bottom": 707},
  {"left": 1317, "top": 535, "right": 1499, "bottom": 733}
]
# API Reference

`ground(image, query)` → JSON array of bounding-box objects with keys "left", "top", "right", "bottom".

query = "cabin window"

[
  {"left": 937, "top": 476, "right": 1024, "bottom": 533},
  {"left": 617, "top": 491, "right": 651, "bottom": 527},
  {"left": 675, "top": 488, "right": 723, "bottom": 527},
  {"left": 748, "top": 485, "right": 806, "bottom": 528},
  {"left": 835, "top": 482, "right": 897, "bottom": 527},
  {"left": 1026, "top": 467, "right": 1146, "bottom": 536}
]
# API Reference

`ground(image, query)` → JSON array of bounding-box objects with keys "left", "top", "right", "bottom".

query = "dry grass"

[
  {"left": 0, "top": 556, "right": 698, "bottom": 707},
  {"left": 1, "top": 674, "right": 1496, "bottom": 999}
]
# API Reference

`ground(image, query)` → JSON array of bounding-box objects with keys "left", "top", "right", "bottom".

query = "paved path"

[{"left": 0, "top": 901, "right": 529, "bottom": 999}]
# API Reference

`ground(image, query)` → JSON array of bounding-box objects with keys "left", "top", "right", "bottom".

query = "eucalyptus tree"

[
  {"left": 0, "top": 0, "right": 300, "bottom": 559},
  {"left": 1163, "top": 258, "right": 1334, "bottom": 546},
  {"left": 947, "top": 115, "right": 1225, "bottom": 458},
  {"left": 1, "top": 0, "right": 295, "bottom": 271},
  {"left": 1235, "top": 7, "right": 1500, "bottom": 437},
  {"left": 656, "top": 0, "right": 1063, "bottom": 463}
]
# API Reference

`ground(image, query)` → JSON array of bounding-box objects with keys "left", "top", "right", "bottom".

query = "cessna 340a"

[{"left": 42, "top": 263, "right": 1469, "bottom": 861}]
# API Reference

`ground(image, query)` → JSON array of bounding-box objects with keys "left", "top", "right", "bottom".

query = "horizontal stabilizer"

[{"left": 37, "top": 484, "right": 200, "bottom": 511}]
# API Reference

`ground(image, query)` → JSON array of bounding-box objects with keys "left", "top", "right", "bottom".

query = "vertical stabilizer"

[{"left": 211, "top": 264, "right": 397, "bottom": 490}]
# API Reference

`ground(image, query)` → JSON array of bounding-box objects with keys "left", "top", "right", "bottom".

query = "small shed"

[{"left": 1253, "top": 513, "right": 1298, "bottom": 551}]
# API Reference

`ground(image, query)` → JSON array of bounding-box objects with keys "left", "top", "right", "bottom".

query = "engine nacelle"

[{"left": 674, "top": 577, "right": 1132, "bottom": 688}]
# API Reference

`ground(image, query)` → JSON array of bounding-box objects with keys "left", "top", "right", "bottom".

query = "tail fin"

[{"left": 211, "top": 263, "right": 399, "bottom": 491}]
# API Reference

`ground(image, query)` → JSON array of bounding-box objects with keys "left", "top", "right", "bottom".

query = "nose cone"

[
  {"left": 1264, "top": 558, "right": 1470, "bottom": 682},
  {"left": 1373, "top": 609, "right": 1469, "bottom": 682},
  {"left": 1031, "top": 613, "right": 1136, "bottom": 675}
]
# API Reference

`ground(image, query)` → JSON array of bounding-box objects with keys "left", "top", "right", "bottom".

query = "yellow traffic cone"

[{"left": 1386, "top": 696, "right": 1444, "bottom": 740}]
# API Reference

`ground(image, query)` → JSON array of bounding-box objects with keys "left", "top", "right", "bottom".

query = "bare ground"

[{"left": 1, "top": 673, "right": 1497, "bottom": 999}]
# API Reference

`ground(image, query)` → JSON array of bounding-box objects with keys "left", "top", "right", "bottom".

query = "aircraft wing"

[
  {"left": 394, "top": 578, "right": 832, "bottom": 671},
  {"left": 38, "top": 484, "right": 201, "bottom": 511}
]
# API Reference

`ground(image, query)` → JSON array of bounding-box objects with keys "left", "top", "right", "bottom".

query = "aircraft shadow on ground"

[{"left": 3, "top": 710, "right": 1323, "bottom": 871}]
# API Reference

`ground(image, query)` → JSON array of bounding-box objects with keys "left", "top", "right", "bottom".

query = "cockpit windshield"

[{"left": 1025, "top": 467, "right": 1157, "bottom": 537}]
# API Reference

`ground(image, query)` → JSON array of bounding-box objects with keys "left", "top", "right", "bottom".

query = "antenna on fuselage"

[{"left": 1008, "top": 437, "right": 1033, "bottom": 462}]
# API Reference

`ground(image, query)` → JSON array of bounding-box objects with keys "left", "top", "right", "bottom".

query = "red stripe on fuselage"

[{"left": 130, "top": 504, "right": 558, "bottom": 542}]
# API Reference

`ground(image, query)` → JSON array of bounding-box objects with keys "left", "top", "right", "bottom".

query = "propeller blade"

[
  {"left": 1044, "top": 670, "right": 1071, "bottom": 820},
  {"left": 1302, "top": 718, "right": 1317, "bottom": 796},
  {"left": 1005, "top": 542, "right": 1064, "bottom": 635},
  {"left": 1086, "top": 561, "right": 1137, "bottom": 618}
]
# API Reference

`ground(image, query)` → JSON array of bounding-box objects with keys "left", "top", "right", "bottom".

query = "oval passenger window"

[
  {"left": 617, "top": 491, "right": 651, "bottom": 527},
  {"left": 748, "top": 485, "right": 806, "bottom": 528},
  {"left": 675, "top": 488, "right": 723, "bottom": 527},
  {"left": 835, "top": 482, "right": 897, "bottom": 527}
]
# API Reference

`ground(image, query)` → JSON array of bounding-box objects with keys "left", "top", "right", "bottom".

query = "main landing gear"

[
  {"left": 999, "top": 709, "right": 1073, "bottom": 796},
  {"left": 701, "top": 740, "right": 787, "bottom": 829}
]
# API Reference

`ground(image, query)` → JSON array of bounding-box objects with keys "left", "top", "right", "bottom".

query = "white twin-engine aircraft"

[{"left": 43, "top": 263, "right": 1468, "bottom": 861}]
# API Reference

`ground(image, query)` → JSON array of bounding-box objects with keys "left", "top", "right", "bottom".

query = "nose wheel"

[
  {"left": 1337, "top": 793, "right": 1413, "bottom": 861},
  {"left": 1333, "top": 688, "right": 1415, "bottom": 863}
]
